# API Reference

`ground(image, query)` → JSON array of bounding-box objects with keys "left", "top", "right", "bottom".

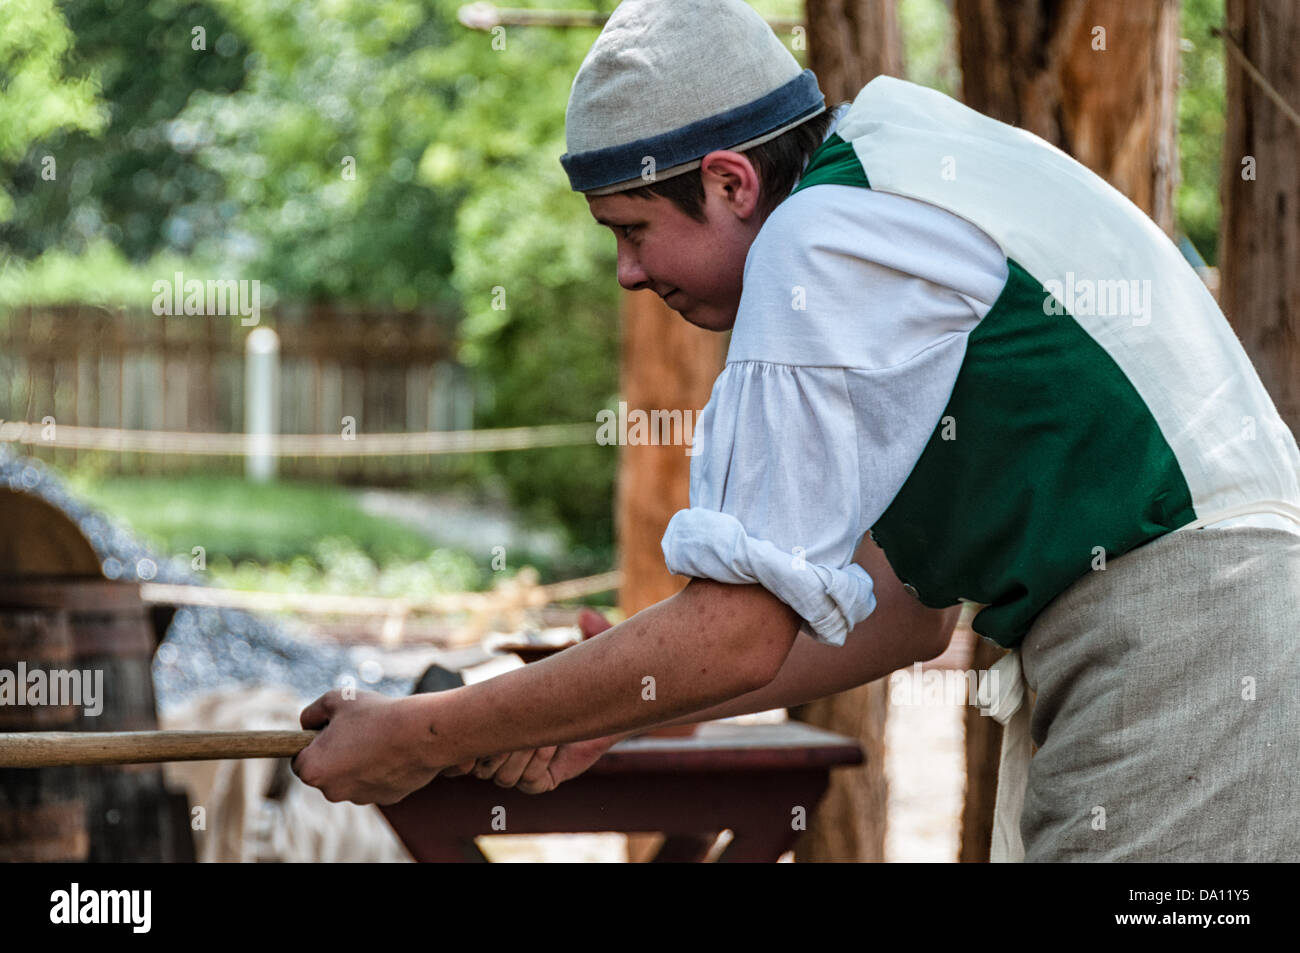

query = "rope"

[
  {"left": 457, "top": 3, "right": 802, "bottom": 32},
  {"left": 139, "top": 571, "right": 620, "bottom": 617},
  {"left": 0, "top": 421, "right": 596, "bottom": 456},
  {"left": 139, "top": 570, "right": 622, "bottom": 646}
]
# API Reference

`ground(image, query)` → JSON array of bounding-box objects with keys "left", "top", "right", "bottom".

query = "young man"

[{"left": 294, "top": 0, "right": 1300, "bottom": 861}]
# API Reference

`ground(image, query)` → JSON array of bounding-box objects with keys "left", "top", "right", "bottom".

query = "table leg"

[
  {"left": 713, "top": 827, "right": 800, "bottom": 862},
  {"left": 648, "top": 833, "right": 720, "bottom": 862},
  {"left": 397, "top": 837, "right": 489, "bottom": 863}
]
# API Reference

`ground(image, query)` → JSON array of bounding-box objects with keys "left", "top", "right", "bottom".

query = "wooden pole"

[
  {"left": 954, "top": 0, "right": 1181, "bottom": 235},
  {"left": 615, "top": 290, "right": 726, "bottom": 617},
  {"left": 806, "top": 0, "right": 904, "bottom": 101},
  {"left": 457, "top": 4, "right": 803, "bottom": 33},
  {"left": 0, "top": 730, "right": 317, "bottom": 768},
  {"left": 1217, "top": 0, "right": 1300, "bottom": 434},
  {"left": 956, "top": 637, "right": 1004, "bottom": 862}
]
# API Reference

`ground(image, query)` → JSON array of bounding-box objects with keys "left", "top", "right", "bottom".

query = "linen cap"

[{"left": 560, "top": 0, "right": 826, "bottom": 195}]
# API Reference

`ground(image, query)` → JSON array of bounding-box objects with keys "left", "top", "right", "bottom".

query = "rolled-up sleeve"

[{"left": 661, "top": 361, "right": 876, "bottom": 646}]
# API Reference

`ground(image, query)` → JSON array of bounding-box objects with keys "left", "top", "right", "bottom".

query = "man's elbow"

[
  {"left": 735, "top": 596, "right": 801, "bottom": 692},
  {"left": 911, "top": 605, "right": 961, "bottom": 663},
  {"left": 737, "top": 630, "right": 792, "bottom": 693},
  {"left": 683, "top": 579, "right": 800, "bottom": 694}
]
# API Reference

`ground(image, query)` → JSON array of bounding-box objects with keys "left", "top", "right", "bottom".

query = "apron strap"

[
  {"left": 1177, "top": 500, "right": 1300, "bottom": 532},
  {"left": 982, "top": 647, "right": 1031, "bottom": 862}
]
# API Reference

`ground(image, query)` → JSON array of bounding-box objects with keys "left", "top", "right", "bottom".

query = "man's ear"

[{"left": 699, "top": 150, "right": 762, "bottom": 219}]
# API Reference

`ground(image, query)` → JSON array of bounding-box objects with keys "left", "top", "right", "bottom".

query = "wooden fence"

[{"left": 0, "top": 304, "right": 475, "bottom": 481}]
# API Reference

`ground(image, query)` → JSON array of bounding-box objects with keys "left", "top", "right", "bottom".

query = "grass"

[
  {"left": 62, "top": 469, "right": 615, "bottom": 604},
  {"left": 69, "top": 472, "right": 435, "bottom": 566}
]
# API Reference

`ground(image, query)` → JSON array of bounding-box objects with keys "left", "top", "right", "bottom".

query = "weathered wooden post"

[
  {"left": 1217, "top": 0, "right": 1299, "bottom": 435},
  {"left": 245, "top": 326, "right": 280, "bottom": 483}
]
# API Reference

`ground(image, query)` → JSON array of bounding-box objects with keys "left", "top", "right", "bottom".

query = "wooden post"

[
  {"left": 954, "top": 0, "right": 1181, "bottom": 235},
  {"left": 957, "top": 636, "right": 1004, "bottom": 862},
  {"left": 616, "top": 290, "right": 725, "bottom": 617},
  {"left": 1218, "top": 0, "right": 1300, "bottom": 434},
  {"left": 953, "top": 0, "right": 1181, "bottom": 861},
  {"left": 806, "top": 0, "right": 904, "bottom": 100}
]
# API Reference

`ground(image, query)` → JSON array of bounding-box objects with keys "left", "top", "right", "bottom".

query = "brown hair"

[{"left": 617, "top": 106, "right": 843, "bottom": 222}]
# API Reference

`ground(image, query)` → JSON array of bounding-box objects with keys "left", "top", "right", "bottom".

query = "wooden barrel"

[
  {"left": 0, "top": 608, "right": 90, "bottom": 862},
  {"left": 0, "top": 577, "right": 192, "bottom": 862}
]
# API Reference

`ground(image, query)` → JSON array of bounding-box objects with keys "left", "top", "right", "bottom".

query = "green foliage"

[
  {"left": 1176, "top": 0, "right": 1226, "bottom": 266},
  {"left": 65, "top": 470, "right": 606, "bottom": 597},
  {"left": 172, "top": 0, "right": 462, "bottom": 309},
  {"left": 445, "top": 53, "right": 620, "bottom": 547},
  {"left": 212, "top": 536, "right": 485, "bottom": 601},
  {"left": 900, "top": 0, "right": 961, "bottom": 96},
  {"left": 0, "top": 0, "right": 107, "bottom": 221},
  {"left": 0, "top": 240, "right": 188, "bottom": 306},
  {"left": 403, "top": 1, "right": 624, "bottom": 546},
  {"left": 1, "top": 0, "right": 246, "bottom": 258}
]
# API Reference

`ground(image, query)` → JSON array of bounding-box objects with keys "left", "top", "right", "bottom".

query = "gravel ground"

[{"left": 354, "top": 487, "right": 566, "bottom": 560}]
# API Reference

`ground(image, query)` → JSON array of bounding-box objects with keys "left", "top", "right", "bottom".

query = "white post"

[{"left": 245, "top": 327, "right": 279, "bottom": 483}]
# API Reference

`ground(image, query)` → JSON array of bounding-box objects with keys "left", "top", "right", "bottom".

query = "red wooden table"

[{"left": 379, "top": 720, "right": 864, "bottom": 862}]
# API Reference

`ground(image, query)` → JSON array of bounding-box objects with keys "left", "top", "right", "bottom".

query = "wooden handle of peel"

[{"left": 0, "top": 730, "right": 319, "bottom": 767}]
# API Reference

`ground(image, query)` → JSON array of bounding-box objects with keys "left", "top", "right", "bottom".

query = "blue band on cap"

[{"left": 560, "top": 69, "right": 825, "bottom": 193}]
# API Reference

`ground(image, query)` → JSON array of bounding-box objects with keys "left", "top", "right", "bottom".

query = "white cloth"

[{"left": 982, "top": 647, "right": 1031, "bottom": 862}]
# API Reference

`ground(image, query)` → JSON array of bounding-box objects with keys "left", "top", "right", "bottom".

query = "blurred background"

[{"left": 1, "top": 0, "right": 1273, "bottom": 863}]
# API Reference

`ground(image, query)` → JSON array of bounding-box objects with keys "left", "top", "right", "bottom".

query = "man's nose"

[{"left": 616, "top": 247, "right": 649, "bottom": 291}]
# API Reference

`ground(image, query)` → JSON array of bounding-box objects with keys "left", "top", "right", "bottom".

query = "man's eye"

[{"left": 620, "top": 225, "right": 637, "bottom": 239}]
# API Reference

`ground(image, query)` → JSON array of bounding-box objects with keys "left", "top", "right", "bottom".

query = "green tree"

[
  {"left": 1, "top": 0, "right": 246, "bottom": 258},
  {"left": 0, "top": 0, "right": 106, "bottom": 222},
  {"left": 1176, "top": 0, "right": 1226, "bottom": 265}
]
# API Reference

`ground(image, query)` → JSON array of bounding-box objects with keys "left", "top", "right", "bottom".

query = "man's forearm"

[
  {"left": 648, "top": 604, "right": 960, "bottom": 730},
  {"left": 410, "top": 580, "right": 802, "bottom": 766},
  {"left": 634, "top": 538, "right": 964, "bottom": 733}
]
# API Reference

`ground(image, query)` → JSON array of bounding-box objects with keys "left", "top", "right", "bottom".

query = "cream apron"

[{"left": 984, "top": 500, "right": 1300, "bottom": 862}]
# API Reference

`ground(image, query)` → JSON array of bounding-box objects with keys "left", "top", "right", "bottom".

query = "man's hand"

[
  {"left": 292, "top": 689, "right": 446, "bottom": 806},
  {"left": 461, "top": 733, "right": 624, "bottom": 794},
  {"left": 447, "top": 608, "right": 626, "bottom": 793}
]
